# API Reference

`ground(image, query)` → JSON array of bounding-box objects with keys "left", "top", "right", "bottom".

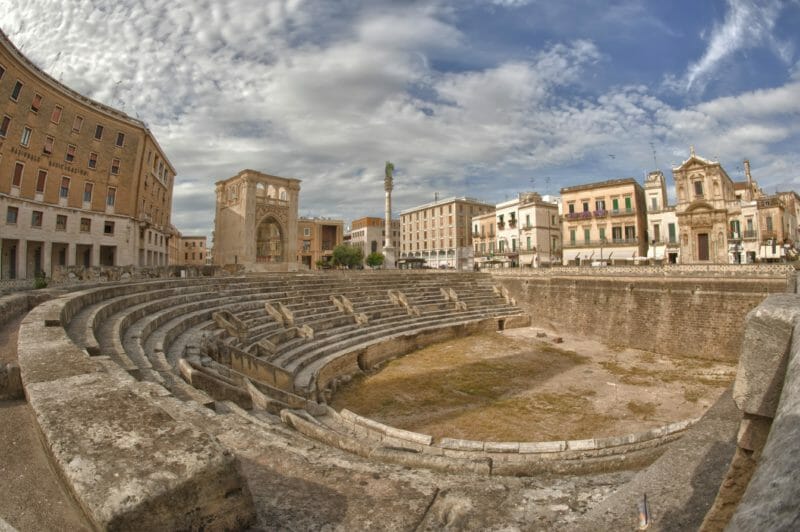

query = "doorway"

[{"left": 697, "top": 233, "right": 709, "bottom": 261}]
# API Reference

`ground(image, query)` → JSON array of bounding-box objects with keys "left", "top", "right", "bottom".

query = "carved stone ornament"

[{"left": 256, "top": 203, "right": 288, "bottom": 227}]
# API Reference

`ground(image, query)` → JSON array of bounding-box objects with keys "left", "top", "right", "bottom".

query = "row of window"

[
  {"left": 474, "top": 236, "right": 559, "bottom": 253},
  {"left": 401, "top": 239, "right": 466, "bottom": 252},
  {"left": 184, "top": 252, "right": 204, "bottom": 260},
  {"left": 183, "top": 241, "right": 205, "bottom": 248},
  {"left": 1, "top": 117, "right": 123, "bottom": 174},
  {"left": 5, "top": 206, "right": 115, "bottom": 234},
  {"left": 568, "top": 226, "right": 637, "bottom": 243},
  {"left": 10, "top": 162, "right": 116, "bottom": 205},
  {"left": 0, "top": 63, "right": 126, "bottom": 145},
  {"left": 402, "top": 204, "right": 486, "bottom": 222},
  {"left": 567, "top": 196, "right": 633, "bottom": 214}
]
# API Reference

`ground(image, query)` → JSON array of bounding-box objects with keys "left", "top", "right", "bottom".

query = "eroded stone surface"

[{"left": 25, "top": 372, "right": 255, "bottom": 530}]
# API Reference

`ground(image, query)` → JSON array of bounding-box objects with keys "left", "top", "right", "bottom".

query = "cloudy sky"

[{"left": 2, "top": 0, "right": 800, "bottom": 235}]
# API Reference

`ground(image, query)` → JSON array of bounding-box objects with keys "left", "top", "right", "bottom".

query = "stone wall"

[
  {"left": 725, "top": 294, "right": 800, "bottom": 530},
  {"left": 495, "top": 270, "right": 793, "bottom": 361}
]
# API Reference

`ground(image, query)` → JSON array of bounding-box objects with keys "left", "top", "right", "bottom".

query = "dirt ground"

[
  {"left": 331, "top": 326, "right": 736, "bottom": 442},
  {"left": 0, "top": 317, "right": 91, "bottom": 532}
]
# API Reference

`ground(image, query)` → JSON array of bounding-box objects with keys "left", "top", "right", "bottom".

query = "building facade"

[
  {"left": 644, "top": 171, "right": 680, "bottom": 263},
  {"left": 349, "top": 216, "right": 399, "bottom": 266},
  {"left": 561, "top": 178, "right": 648, "bottom": 265},
  {"left": 472, "top": 192, "right": 560, "bottom": 268},
  {"left": 0, "top": 29, "right": 175, "bottom": 279},
  {"left": 297, "top": 217, "right": 344, "bottom": 269},
  {"left": 399, "top": 196, "right": 493, "bottom": 270},
  {"left": 213, "top": 169, "right": 300, "bottom": 271},
  {"left": 178, "top": 235, "right": 208, "bottom": 266}
]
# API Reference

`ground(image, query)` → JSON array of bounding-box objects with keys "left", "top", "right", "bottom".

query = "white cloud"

[
  {"left": 1, "top": 1, "right": 798, "bottom": 237},
  {"left": 683, "top": 0, "right": 788, "bottom": 92}
]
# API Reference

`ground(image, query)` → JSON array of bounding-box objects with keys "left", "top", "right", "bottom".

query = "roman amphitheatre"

[{"left": 1, "top": 264, "right": 799, "bottom": 531}]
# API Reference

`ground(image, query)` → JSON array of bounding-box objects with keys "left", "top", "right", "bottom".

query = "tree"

[
  {"left": 366, "top": 252, "right": 385, "bottom": 269},
  {"left": 331, "top": 244, "right": 364, "bottom": 269}
]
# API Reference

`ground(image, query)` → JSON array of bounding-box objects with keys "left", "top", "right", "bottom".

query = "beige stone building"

[
  {"left": 213, "top": 169, "right": 300, "bottom": 270},
  {"left": 297, "top": 217, "right": 344, "bottom": 269},
  {"left": 178, "top": 235, "right": 208, "bottom": 266},
  {"left": 399, "top": 196, "right": 493, "bottom": 270},
  {"left": 644, "top": 170, "right": 680, "bottom": 263},
  {"left": 471, "top": 210, "right": 497, "bottom": 263},
  {"left": 0, "top": 29, "right": 175, "bottom": 279},
  {"left": 472, "top": 193, "right": 560, "bottom": 268},
  {"left": 349, "top": 216, "right": 400, "bottom": 266},
  {"left": 561, "top": 178, "right": 648, "bottom": 265},
  {"left": 672, "top": 149, "right": 740, "bottom": 263}
]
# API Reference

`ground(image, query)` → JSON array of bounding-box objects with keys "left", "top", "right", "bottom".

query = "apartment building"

[
  {"left": 561, "top": 178, "right": 648, "bottom": 265},
  {"left": 472, "top": 192, "right": 560, "bottom": 268},
  {"left": 179, "top": 235, "right": 208, "bottom": 266},
  {"left": 297, "top": 217, "right": 344, "bottom": 269},
  {"left": 400, "top": 196, "right": 493, "bottom": 270},
  {"left": 644, "top": 170, "right": 679, "bottom": 263},
  {"left": 0, "top": 29, "right": 175, "bottom": 279},
  {"left": 349, "top": 216, "right": 399, "bottom": 266}
]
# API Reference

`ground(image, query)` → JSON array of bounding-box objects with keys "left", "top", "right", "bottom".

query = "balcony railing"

[
  {"left": 564, "top": 238, "right": 639, "bottom": 248},
  {"left": 508, "top": 219, "right": 517, "bottom": 228},
  {"left": 610, "top": 208, "right": 635, "bottom": 216},
  {"left": 743, "top": 230, "right": 757, "bottom": 240}
]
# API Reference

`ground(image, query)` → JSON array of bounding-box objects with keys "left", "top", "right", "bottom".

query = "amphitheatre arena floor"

[{"left": 332, "top": 326, "right": 736, "bottom": 442}]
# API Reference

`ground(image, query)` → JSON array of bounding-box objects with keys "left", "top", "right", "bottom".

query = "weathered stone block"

[
  {"left": 519, "top": 441, "right": 566, "bottom": 453},
  {"left": 438, "top": 438, "right": 485, "bottom": 451},
  {"left": 733, "top": 294, "right": 800, "bottom": 417},
  {"left": 736, "top": 414, "right": 772, "bottom": 453},
  {"left": 0, "top": 363, "right": 23, "bottom": 400},
  {"left": 26, "top": 372, "right": 256, "bottom": 531}
]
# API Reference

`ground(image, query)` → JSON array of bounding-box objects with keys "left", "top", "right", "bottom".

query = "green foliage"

[
  {"left": 331, "top": 244, "right": 364, "bottom": 269},
  {"left": 33, "top": 271, "right": 48, "bottom": 289},
  {"left": 366, "top": 252, "right": 385, "bottom": 269}
]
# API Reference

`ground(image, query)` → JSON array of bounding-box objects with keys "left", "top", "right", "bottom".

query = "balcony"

[
  {"left": 728, "top": 232, "right": 742, "bottom": 241},
  {"left": 565, "top": 211, "right": 592, "bottom": 221},
  {"left": 521, "top": 224, "right": 534, "bottom": 230},
  {"left": 563, "top": 238, "right": 640, "bottom": 249},
  {"left": 743, "top": 230, "right": 757, "bottom": 240},
  {"left": 610, "top": 208, "right": 635, "bottom": 216},
  {"left": 508, "top": 219, "right": 517, "bottom": 228},
  {"left": 497, "top": 222, "right": 505, "bottom": 230},
  {"left": 761, "top": 230, "right": 778, "bottom": 241}
]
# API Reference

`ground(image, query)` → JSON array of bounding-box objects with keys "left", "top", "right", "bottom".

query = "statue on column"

[
  {"left": 385, "top": 161, "right": 394, "bottom": 191},
  {"left": 383, "top": 161, "right": 396, "bottom": 269}
]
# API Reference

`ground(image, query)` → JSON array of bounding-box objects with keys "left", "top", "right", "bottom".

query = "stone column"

[
  {"left": 383, "top": 163, "right": 396, "bottom": 269},
  {"left": 67, "top": 242, "right": 76, "bottom": 266},
  {"left": 16, "top": 239, "right": 27, "bottom": 280},
  {"left": 43, "top": 240, "right": 52, "bottom": 277}
]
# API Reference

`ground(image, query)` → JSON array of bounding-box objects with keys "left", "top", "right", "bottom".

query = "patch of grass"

[
  {"left": 637, "top": 352, "right": 656, "bottom": 364},
  {"left": 627, "top": 400, "right": 657, "bottom": 419},
  {"left": 684, "top": 387, "right": 704, "bottom": 403}
]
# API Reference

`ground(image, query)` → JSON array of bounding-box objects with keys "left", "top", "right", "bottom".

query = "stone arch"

[
  {"left": 267, "top": 185, "right": 276, "bottom": 198},
  {"left": 256, "top": 215, "right": 285, "bottom": 262},
  {"left": 256, "top": 183, "right": 266, "bottom": 197}
]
